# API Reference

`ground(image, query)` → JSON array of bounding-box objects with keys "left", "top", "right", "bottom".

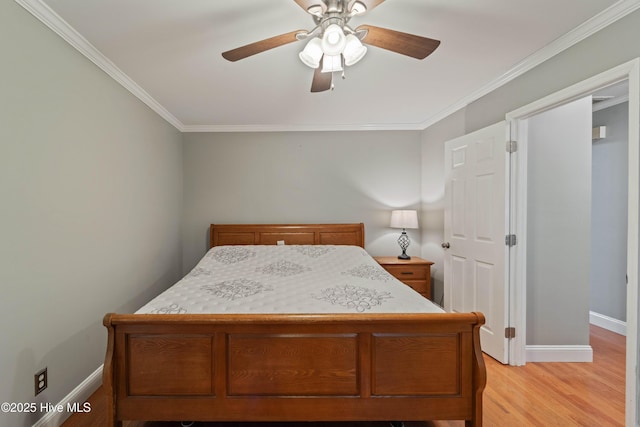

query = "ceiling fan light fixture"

[
  {"left": 321, "top": 54, "right": 343, "bottom": 73},
  {"left": 222, "top": 0, "right": 442, "bottom": 93},
  {"left": 299, "top": 37, "right": 323, "bottom": 68},
  {"left": 343, "top": 34, "right": 367, "bottom": 66},
  {"left": 321, "top": 24, "right": 346, "bottom": 56}
]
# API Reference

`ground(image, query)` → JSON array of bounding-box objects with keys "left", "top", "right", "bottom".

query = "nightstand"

[{"left": 374, "top": 256, "right": 434, "bottom": 300}]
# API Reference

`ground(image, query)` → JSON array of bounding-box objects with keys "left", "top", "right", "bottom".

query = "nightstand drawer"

[
  {"left": 403, "top": 280, "right": 429, "bottom": 296},
  {"left": 373, "top": 256, "right": 434, "bottom": 301},
  {"left": 384, "top": 265, "right": 428, "bottom": 280}
]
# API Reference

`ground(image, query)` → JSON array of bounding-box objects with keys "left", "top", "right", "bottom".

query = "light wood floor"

[{"left": 63, "top": 325, "right": 624, "bottom": 427}]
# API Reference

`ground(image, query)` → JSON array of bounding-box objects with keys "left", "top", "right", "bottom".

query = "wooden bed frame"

[{"left": 103, "top": 223, "right": 486, "bottom": 426}]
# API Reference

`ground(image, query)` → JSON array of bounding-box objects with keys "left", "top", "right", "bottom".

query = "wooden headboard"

[{"left": 210, "top": 223, "right": 364, "bottom": 249}]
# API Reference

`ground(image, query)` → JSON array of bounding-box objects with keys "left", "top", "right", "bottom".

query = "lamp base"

[{"left": 397, "top": 230, "right": 411, "bottom": 260}]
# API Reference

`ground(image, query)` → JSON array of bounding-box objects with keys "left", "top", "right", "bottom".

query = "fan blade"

[
  {"left": 311, "top": 67, "right": 332, "bottom": 92},
  {"left": 357, "top": 25, "right": 440, "bottom": 59},
  {"left": 348, "top": 0, "right": 386, "bottom": 13},
  {"left": 292, "top": 0, "right": 326, "bottom": 15},
  {"left": 222, "top": 30, "right": 304, "bottom": 62}
]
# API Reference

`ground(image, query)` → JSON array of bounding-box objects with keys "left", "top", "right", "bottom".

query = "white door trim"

[{"left": 505, "top": 58, "right": 640, "bottom": 426}]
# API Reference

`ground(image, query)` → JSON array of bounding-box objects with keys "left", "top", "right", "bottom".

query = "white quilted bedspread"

[{"left": 137, "top": 245, "right": 444, "bottom": 314}]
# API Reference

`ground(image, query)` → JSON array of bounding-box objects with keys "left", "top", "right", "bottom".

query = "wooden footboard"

[{"left": 103, "top": 312, "right": 486, "bottom": 426}]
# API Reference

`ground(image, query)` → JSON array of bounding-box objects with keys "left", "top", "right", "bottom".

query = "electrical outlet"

[{"left": 34, "top": 368, "right": 47, "bottom": 396}]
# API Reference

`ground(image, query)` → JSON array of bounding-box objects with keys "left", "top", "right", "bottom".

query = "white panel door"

[{"left": 444, "top": 121, "right": 510, "bottom": 363}]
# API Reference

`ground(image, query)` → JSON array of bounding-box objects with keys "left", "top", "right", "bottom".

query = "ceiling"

[{"left": 24, "top": 0, "right": 633, "bottom": 131}]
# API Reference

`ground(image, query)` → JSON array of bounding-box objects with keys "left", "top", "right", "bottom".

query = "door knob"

[{"left": 441, "top": 242, "right": 450, "bottom": 249}]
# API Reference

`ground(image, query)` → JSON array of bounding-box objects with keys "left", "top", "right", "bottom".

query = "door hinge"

[
  {"left": 506, "top": 140, "right": 518, "bottom": 153},
  {"left": 505, "top": 234, "right": 517, "bottom": 246},
  {"left": 505, "top": 327, "right": 516, "bottom": 339}
]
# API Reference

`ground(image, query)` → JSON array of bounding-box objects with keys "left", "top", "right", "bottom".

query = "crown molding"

[
  {"left": 420, "top": 0, "right": 640, "bottom": 130},
  {"left": 14, "top": 0, "right": 185, "bottom": 131},
  {"left": 181, "top": 122, "right": 425, "bottom": 133},
  {"left": 16, "top": 0, "right": 640, "bottom": 133}
]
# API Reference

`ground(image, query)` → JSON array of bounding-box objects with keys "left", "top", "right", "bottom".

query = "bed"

[{"left": 103, "top": 223, "right": 486, "bottom": 427}]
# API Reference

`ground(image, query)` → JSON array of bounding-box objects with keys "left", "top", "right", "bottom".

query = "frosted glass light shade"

[
  {"left": 321, "top": 24, "right": 346, "bottom": 56},
  {"left": 343, "top": 34, "right": 367, "bottom": 66},
  {"left": 299, "top": 38, "right": 323, "bottom": 68},
  {"left": 390, "top": 210, "right": 419, "bottom": 229},
  {"left": 321, "top": 54, "right": 343, "bottom": 73}
]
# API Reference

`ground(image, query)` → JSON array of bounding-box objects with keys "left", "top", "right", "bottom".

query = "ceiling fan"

[{"left": 222, "top": 0, "right": 441, "bottom": 92}]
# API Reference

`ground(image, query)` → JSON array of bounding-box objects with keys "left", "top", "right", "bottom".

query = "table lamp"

[{"left": 390, "top": 210, "right": 419, "bottom": 260}]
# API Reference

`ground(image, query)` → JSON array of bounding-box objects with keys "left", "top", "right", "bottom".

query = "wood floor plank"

[{"left": 62, "top": 325, "right": 624, "bottom": 427}]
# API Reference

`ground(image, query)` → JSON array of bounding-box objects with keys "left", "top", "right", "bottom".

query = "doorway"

[{"left": 506, "top": 58, "right": 639, "bottom": 425}]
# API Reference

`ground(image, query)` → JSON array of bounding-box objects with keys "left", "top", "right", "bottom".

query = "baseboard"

[
  {"left": 32, "top": 365, "right": 103, "bottom": 427},
  {"left": 590, "top": 311, "right": 627, "bottom": 336},
  {"left": 526, "top": 345, "right": 593, "bottom": 362}
]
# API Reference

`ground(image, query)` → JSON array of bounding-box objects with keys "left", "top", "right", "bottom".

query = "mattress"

[{"left": 137, "top": 245, "right": 444, "bottom": 314}]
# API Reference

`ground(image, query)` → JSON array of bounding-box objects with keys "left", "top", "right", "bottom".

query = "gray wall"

[
  {"left": 420, "top": 109, "right": 467, "bottom": 306},
  {"left": 0, "top": 2, "right": 184, "bottom": 425},
  {"left": 421, "top": 9, "right": 640, "bottom": 345},
  {"left": 526, "top": 97, "right": 592, "bottom": 345},
  {"left": 182, "top": 131, "right": 422, "bottom": 273},
  {"left": 592, "top": 101, "right": 629, "bottom": 322}
]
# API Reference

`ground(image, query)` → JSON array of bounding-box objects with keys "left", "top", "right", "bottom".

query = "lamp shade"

[{"left": 390, "top": 210, "right": 419, "bottom": 229}]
